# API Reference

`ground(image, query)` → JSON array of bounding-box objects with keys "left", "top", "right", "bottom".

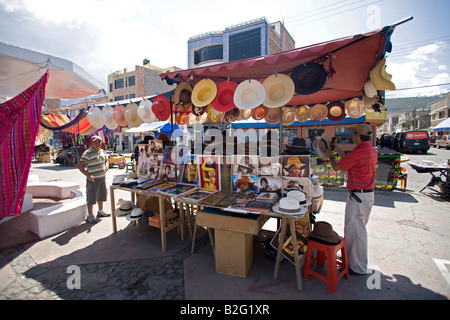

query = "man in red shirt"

[{"left": 325, "top": 123, "right": 378, "bottom": 275}]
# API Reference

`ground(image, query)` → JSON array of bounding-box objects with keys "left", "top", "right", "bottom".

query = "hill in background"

[{"left": 384, "top": 94, "right": 448, "bottom": 115}]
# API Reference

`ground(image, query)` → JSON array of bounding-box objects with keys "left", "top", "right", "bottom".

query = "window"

[
  {"left": 194, "top": 44, "right": 223, "bottom": 65},
  {"left": 128, "top": 76, "right": 135, "bottom": 86},
  {"left": 128, "top": 94, "right": 136, "bottom": 99},
  {"left": 109, "top": 83, "right": 113, "bottom": 93},
  {"left": 115, "top": 78, "right": 124, "bottom": 89},
  {"left": 229, "top": 28, "right": 261, "bottom": 61},
  {"left": 114, "top": 96, "right": 124, "bottom": 101}
]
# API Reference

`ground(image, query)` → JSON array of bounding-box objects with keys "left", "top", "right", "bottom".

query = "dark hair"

[{"left": 360, "top": 134, "right": 371, "bottom": 141}]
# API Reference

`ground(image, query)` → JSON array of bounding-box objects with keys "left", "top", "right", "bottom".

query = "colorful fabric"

[
  {"left": 79, "top": 148, "right": 108, "bottom": 178},
  {"left": 0, "top": 72, "right": 49, "bottom": 217}
]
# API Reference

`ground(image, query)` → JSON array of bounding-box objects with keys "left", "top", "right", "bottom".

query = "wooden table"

[{"left": 109, "top": 185, "right": 185, "bottom": 252}]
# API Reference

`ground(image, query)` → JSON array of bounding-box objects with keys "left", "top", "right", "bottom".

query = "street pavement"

[{"left": 1, "top": 154, "right": 449, "bottom": 303}]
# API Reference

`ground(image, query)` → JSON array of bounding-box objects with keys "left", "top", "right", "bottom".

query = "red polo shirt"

[{"left": 337, "top": 141, "right": 378, "bottom": 190}]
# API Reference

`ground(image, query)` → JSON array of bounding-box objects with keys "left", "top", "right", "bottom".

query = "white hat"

[
  {"left": 126, "top": 207, "right": 144, "bottom": 221},
  {"left": 272, "top": 198, "right": 307, "bottom": 216},
  {"left": 233, "top": 79, "right": 266, "bottom": 110},
  {"left": 137, "top": 100, "right": 156, "bottom": 123},
  {"left": 114, "top": 200, "right": 135, "bottom": 217},
  {"left": 286, "top": 190, "right": 311, "bottom": 206},
  {"left": 262, "top": 74, "right": 295, "bottom": 108}
]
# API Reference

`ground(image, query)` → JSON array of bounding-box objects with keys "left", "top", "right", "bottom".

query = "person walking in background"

[
  {"left": 325, "top": 123, "right": 378, "bottom": 275},
  {"left": 78, "top": 135, "right": 111, "bottom": 224}
]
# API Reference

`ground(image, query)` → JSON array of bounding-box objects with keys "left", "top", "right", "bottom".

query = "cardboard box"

[
  {"left": 215, "top": 229, "right": 253, "bottom": 278},
  {"left": 196, "top": 208, "right": 268, "bottom": 235},
  {"left": 148, "top": 212, "right": 177, "bottom": 228}
]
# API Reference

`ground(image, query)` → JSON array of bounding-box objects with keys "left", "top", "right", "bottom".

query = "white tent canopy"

[
  {"left": 124, "top": 121, "right": 169, "bottom": 133},
  {"left": 433, "top": 118, "right": 450, "bottom": 132}
]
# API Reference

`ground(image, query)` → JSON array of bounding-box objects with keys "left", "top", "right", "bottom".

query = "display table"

[
  {"left": 109, "top": 185, "right": 185, "bottom": 252},
  {"left": 409, "top": 162, "right": 450, "bottom": 196}
]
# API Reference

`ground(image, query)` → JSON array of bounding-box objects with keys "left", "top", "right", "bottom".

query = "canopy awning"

[
  {"left": 125, "top": 121, "right": 169, "bottom": 133},
  {"left": 433, "top": 118, "right": 450, "bottom": 132},
  {"left": 160, "top": 25, "right": 396, "bottom": 105}
]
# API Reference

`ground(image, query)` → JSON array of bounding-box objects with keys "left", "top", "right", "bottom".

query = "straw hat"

[
  {"left": 233, "top": 79, "right": 266, "bottom": 110},
  {"left": 103, "top": 106, "right": 118, "bottom": 130},
  {"left": 312, "top": 133, "right": 331, "bottom": 159},
  {"left": 173, "top": 82, "right": 193, "bottom": 111},
  {"left": 286, "top": 156, "right": 305, "bottom": 169},
  {"left": 191, "top": 78, "right": 217, "bottom": 107},
  {"left": 308, "top": 221, "right": 341, "bottom": 245},
  {"left": 151, "top": 94, "right": 171, "bottom": 121},
  {"left": 176, "top": 112, "right": 188, "bottom": 125},
  {"left": 207, "top": 104, "right": 224, "bottom": 123},
  {"left": 345, "top": 98, "right": 365, "bottom": 118},
  {"left": 236, "top": 108, "right": 252, "bottom": 121},
  {"left": 363, "top": 80, "right": 377, "bottom": 98},
  {"left": 290, "top": 62, "right": 327, "bottom": 95},
  {"left": 112, "top": 105, "right": 128, "bottom": 127},
  {"left": 252, "top": 105, "right": 268, "bottom": 121},
  {"left": 296, "top": 105, "right": 310, "bottom": 122},
  {"left": 124, "top": 103, "right": 142, "bottom": 127},
  {"left": 272, "top": 198, "right": 307, "bottom": 216},
  {"left": 262, "top": 73, "right": 295, "bottom": 108},
  {"left": 369, "top": 58, "right": 396, "bottom": 91},
  {"left": 137, "top": 100, "right": 156, "bottom": 123},
  {"left": 326, "top": 102, "right": 346, "bottom": 121},
  {"left": 282, "top": 107, "right": 297, "bottom": 125},
  {"left": 87, "top": 106, "right": 106, "bottom": 129},
  {"left": 265, "top": 108, "right": 280, "bottom": 124},
  {"left": 362, "top": 94, "right": 381, "bottom": 112},
  {"left": 186, "top": 113, "right": 197, "bottom": 126},
  {"left": 114, "top": 200, "right": 135, "bottom": 217},
  {"left": 211, "top": 80, "right": 238, "bottom": 112},
  {"left": 309, "top": 104, "right": 328, "bottom": 122}
]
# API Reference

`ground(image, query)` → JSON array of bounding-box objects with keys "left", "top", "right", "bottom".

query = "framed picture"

[
  {"left": 149, "top": 140, "right": 164, "bottom": 154},
  {"left": 160, "top": 163, "right": 183, "bottom": 182},
  {"left": 281, "top": 155, "right": 310, "bottom": 178},
  {"left": 232, "top": 155, "right": 258, "bottom": 176},
  {"left": 232, "top": 174, "right": 258, "bottom": 192},
  {"left": 181, "top": 155, "right": 199, "bottom": 185},
  {"left": 178, "top": 188, "right": 214, "bottom": 202},
  {"left": 198, "top": 155, "right": 221, "bottom": 191},
  {"left": 258, "top": 176, "right": 282, "bottom": 196},
  {"left": 148, "top": 153, "right": 163, "bottom": 180},
  {"left": 258, "top": 157, "right": 282, "bottom": 177},
  {"left": 282, "top": 177, "right": 312, "bottom": 199}
]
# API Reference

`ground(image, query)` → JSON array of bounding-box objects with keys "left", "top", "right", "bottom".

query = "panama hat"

[
  {"left": 152, "top": 94, "right": 171, "bottom": 121},
  {"left": 126, "top": 207, "right": 144, "bottom": 221},
  {"left": 173, "top": 82, "right": 193, "bottom": 111},
  {"left": 369, "top": 58, "right": 396, "bottom": 91},
  {"left": 262, "top": 73, "right": 295, "bottom": 108},
  {"left": 236, "top": 108, "right": 252, "bottom": 121},
  {"left": 211, "top": 80, "right": 238, "bottom": 112},
  {"left": 265, "top": 107, "right": 280, "bottom": 124},
  {"left": 282, "top": 107, "right": 297, "bottom": 125},
  {"left": 327, "top": 101, "right": 346, "bottom": 121},
  {"left": 112, "top": 105, "right": 128, "bottom": 127},
  {"left": 345, "top": 98, "right": 365, "bottom": 118},
  {"left": 207, "top": 104, "right": 224, "bottom": 123},
  {"left": 124, "top": 103, "right": 142, "bottom": 127},
  {"left": 296, "top": 105, "right": 310, "bottom": 122},
  {"left": 233, "top": 79, "right": 266, "bottom": 110},
  {"left": 137, "top": 100, "right": 156, "bottom": 123},
  {"left": 87, "top": 106, "right": 106, "bottom": 129},
  {"left": 290, "top": 62, "right": 327, "bottom": 95},
  {"left": 191, "top": 78, "right": 217, "bottom": 107},
  {"left": 308, "top": 221, "right": 341, "bottom": 245},
  {"left": 286, "top": 190, "right": 311, "bottom": 206},
  {"left": 309, "top": 104, "right": 328, "bottom": 122},
  {"left": 272, "top": 198, "right": 307, "bottom": 216},
  {"left": 114, "top": 200, "right": 135, "bottom": 217},
  {"left": 312, "top": 133, "right": 331, "bottom": 159},
  {"left": 103, "top": 106, "right": 118, "bottom": 130},
  {"left": 363, "top": 80, "right": 377, "bottom": 98},
  {"left": 252, "top": 105, "right": 268, "bottom": 121}
]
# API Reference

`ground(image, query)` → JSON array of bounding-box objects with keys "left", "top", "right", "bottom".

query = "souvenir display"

[
  {"left": 232, "top": 175, "right": 258, "bottom": 192},
  {"left": 157, "top": 183, "right": 197, "bottom": 196},
  {"left": 177, "top": 187, "right": 214, "bottom": 203},
  {"left": 198, "top": 155, "right": 221, "bottom": 191},
  {"left": 181, "top": 155, "right": 199, "bottom": 185},
  {"left": 257, "top": 176, "right": 282, "bottom": 196},
  {"left": 282, "top": 155, "right": 310, "bottom": 178}
]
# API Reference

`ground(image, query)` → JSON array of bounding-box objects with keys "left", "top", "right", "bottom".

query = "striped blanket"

[{"left": 0, "top": 72, "right": 48, "bottom": 217}]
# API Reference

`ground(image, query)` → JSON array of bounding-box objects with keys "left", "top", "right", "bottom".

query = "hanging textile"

[{"left": 0, "top": 72, "right": 49, "bottom": 217}]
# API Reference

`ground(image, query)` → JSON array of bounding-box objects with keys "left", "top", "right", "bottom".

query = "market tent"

[
  {"left": 124, "top": 121, "right": 180, "bottom": 134},
  {"left": 433, "top": 118, "right": 450, "bottom": 132},
  {"left": 160, "top": 25, "right": 397, "bottom": 105}
]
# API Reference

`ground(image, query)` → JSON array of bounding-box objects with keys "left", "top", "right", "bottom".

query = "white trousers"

[{"left": 344, "top": 191, "right": 374, "bottom": 274}]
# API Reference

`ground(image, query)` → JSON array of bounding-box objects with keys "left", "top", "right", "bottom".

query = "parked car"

[
  {"left": 399, "top": 130, "right": 430, "bottom": 154},
  {"left": 437, "top": 135, "right": 450, "bottom": 149},
  {"left": 429, "top": 135, "right": 439, "bottom": 148}
]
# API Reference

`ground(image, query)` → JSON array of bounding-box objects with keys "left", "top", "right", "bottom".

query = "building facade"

[
  {"left": 187, "top": 17, "right": 295, "bottom": 68},
  {"left": 430, "top": 93, "right": 450, "bottom": 128}
]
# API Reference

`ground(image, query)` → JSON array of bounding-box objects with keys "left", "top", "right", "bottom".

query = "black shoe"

[{"left": 348, "top": 268, "right": 367, "bottom": 276}]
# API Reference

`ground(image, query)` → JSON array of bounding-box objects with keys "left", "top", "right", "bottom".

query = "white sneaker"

[
  {"left": 86, "top": 215, "right": 99, "bottom": 224},
  {"left": 97, "top": 210, "right": 111, "bottom": 218}
]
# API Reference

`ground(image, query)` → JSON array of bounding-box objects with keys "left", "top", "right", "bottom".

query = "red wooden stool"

[{"left": 303, "top": 237, "right": 349, "bottom": 293}]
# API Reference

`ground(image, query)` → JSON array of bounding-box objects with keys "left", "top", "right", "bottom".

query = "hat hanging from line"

[
  {"left": 236, "top": 107, "right": 252, "bottom": 121},
  {"left": 207, "top": 104, "right": 224, "bottom": 124},
  {"left": 173, "top": 82, "right": 193, "bottom": 111},
  {"left": 211, "top": 80, "right": 238, "bottom": 112},
  {"left": 272, "top": 198, "right": 307, "bottom": 216},
  {"left": 176, "top": 112, "right": 188, "bottom": 125},
  {"left": 296, "top": 105, "right": 310, "bottom": 122},
  {"left": 369, "top": 58, "right": 396, "bottom": 91},
  {"left": 309, "top": 104, "right": 328, "bottom": 122},
  {"left": 103, "top": 107, "right": 118, "bottom": 130},
  {"left": 363, "top": 80, "right": 378, "bottom": 98},
  {"left": 362, "top": 94, "right": 381, "bottom": 112},
  {"left": 126, "top": 207, "right": 144, "bottom": 221},
  {"left": 87, "top": 106, "right": 106, "bottom": 129},
  {"left": 151, "top": 94, "right": 171, "bottom": 121},
  {"left": 264, "top": 107, "right": 280, "bottom": 124},
  {"left": 252, "top": 105, "right": 268, "bottom": 121},
  {"left": 223, "top": 107, "right": 240, "bottom": 122},
  {"left": 262, "top": 73, "right": 295, "bottom": 108},
  {"left": 290, "top": 62, "right": 328, "bottom": 95},
  {"left": 233, "top": 79, "right": 266, "bottom": 110},
  {"left": 124, "top": 103, "right": 142, "bottom": 127},
  {"left": 326, "top": 101, "right": 346, "bottom": 121},
  {"left": 345, "top": 98, "right": 365, "bottom": 118},
  {"left": 308, "top": 221, "right": 341, "bottom": 245},
  {"left": 137, "top": 100, "right": 156, "bottom": 123},
  {"left": 282, "top": 106, "right": 297, "bottom": 126},
  {"left": 312, "top": 133, "right": 331, "bottom": 159},
  {"left": 191, "top": 78, "right": 218, "bottom": 107},
  {"left": 112, "top": 104, "right": 128, "bottom": 127}
]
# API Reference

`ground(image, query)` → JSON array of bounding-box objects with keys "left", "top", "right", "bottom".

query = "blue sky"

[{"left": 0, "top": 0, "right": 449, "bottom": 98}]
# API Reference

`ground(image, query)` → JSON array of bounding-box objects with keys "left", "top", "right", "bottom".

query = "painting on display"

[
  {"left": 181, "top": 155, "right": 199, "bottom": 185},
  {"left": 258, "top": 157, "right": 282, "bottom": 177},
  {"left": 149, "top": 140, "right": 164, "bottom": 154},
  {"left": 258, "top": 176, "right": 282, "bottom": 196},
  {"left": 281, "top": 177, "right": 312, "bottom": 199},
  {"left": 198, "top": 155, "right": 221, "bottom": 191},
  {"left": 162, "top": 146, "right": 187, "bottom": 166},
  {"left": 232, "top": 174, "right": 258, "bottom": 192},
  {"left": 232, "top": 155, "right": 258, "bottom": 176},
  {"left": 281, "top": 155, "right": 310, "bottom": 178},
  {"left": 160, "top": 163, "right": 183, "bottom": 182}
]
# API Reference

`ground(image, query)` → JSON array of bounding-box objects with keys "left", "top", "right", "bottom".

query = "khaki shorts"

[{"left": 86, "top": 177, "right": 107, "bottom": 204}]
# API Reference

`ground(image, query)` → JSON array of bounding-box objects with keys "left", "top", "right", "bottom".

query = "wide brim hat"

[
  {"left": 312, "top": 133, "right": 331, "bottom": 159},
  {"left": 327, "top": 101, "right": 346, "bottom": 121},
  {"left": 309, "top": 104, "right": 328, "bottom": 122},
  {"left": 211, "top": 80, "right": 238, "bottom": 112},
  {"left": 272, "top": 198, "right": 307, "bottom": 216},
  {"left": 236, "top": 108, "right": 252, "bottom": 120},
  {"left": 152, "top": 94, "right": 171, "bottom": 121},
  {"left": 362, "top": 94, "right": 381, "bottom": 112},
  {"left": 137, "top": 100, "right": 156, "bottom": 123},
  {"left": 186, "top": 113, "right": 197, "bottom": 126},
  {"left": 235, "top": 176, "right": 255, "bottom": 188},
  {"left": 192, "top": 104, "right": 207, "bottom": 116},
  {"left": 286, "top": 137, "right": 309, "bottom": 155},
  {"left": 207, "top": 104, "right": 224, "bottom": 123},
  {"left": 173, "top": 82, "right": 193, "bottom": 111},
  {"left": 114, "top": 200, "right": 135, "bottom": 217},
  {"left": 265, "top": 107, "right": 280, "bottom": 124},
  {"left": 125, "top": 103, "right": 143, "bottom": 127},
  {"left": 252, "top": 105, "right": 268, "bottom": 121},
  {"left": 369, "top": 58, "right": 396, "bottom": 91},
  {"left": 233, "top": 79, "right": 266, "bottom": 110},
  {"left": 290, "top": 62, "right": 327, "bottom": 95},
  {"left": 112, "top": 105, "right": 128, "bottom": 127},
  {"left": 224, "top": 107, "right": 240, "bottom": 122},
  {"left": 286, "top": 190, "right": 312, "bottom": 206},
  {"left": 176, "top": 112, "right": 188, "bottom": 125},
  {"left": 308, "top": 221, "right": 341, "bottom": 245},
  {"left": 282, "top": 107, "right": 296, "bottom": 125},
  {"left": 345, "top": 98, "right": 365, "bottom": 118},
  {"left": 364, "top": 80, "right": 377, "bottom": 98},
  {"left": 262, "top": 73, "right": 295, "bottom": 108},
  {"left": 192, "top": 78, "right": 217, "bottom": 107},
  {"left": 296, "top": 105, "right": 310, "bottom": 122},
  {"left": 126, "top": 207, "right": 144, "bottom": 221}
]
